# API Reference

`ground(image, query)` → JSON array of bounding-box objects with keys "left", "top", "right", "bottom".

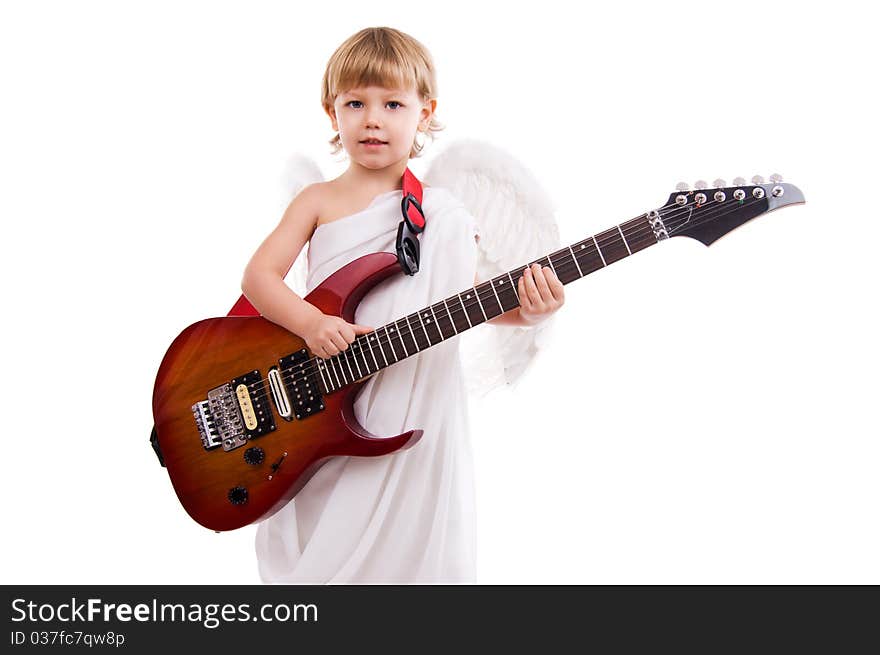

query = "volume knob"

[
  {"left": 244, "top": 446, "right": 265, "bottom": 466},
  {"left": 227, "top": 486, "right": 248, "bottom": 505}
]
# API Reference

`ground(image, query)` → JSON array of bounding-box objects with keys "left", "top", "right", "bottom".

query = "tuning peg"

[
  {"left": 713, "top": 178, "right": 726, "bottom": 188},
  {"left": 675, "top": 182, "right": 690, "bottom": 192},
  {"left": 751, "top": 175, "right": 765, "bottom": 185},
  {"left": 694, "top": 180, "right": 708, "bottom": 190},
  {"left": 733, "top": 176, "right": 746, "bottom": 186},
  {"left": 769, "top": 173, "right": 784, "bottom": 183}
]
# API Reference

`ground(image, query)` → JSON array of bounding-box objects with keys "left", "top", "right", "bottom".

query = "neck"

[
  {"left": 313, "top": 210, "right": 665, "bottom": 394},
  {"left": 342, "top": 158, "right": 409, "bottom": 191}
]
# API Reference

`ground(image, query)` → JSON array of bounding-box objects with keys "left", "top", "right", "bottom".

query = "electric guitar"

[{"left": 151, "top": 175, "right": 805, "bottom": 531}]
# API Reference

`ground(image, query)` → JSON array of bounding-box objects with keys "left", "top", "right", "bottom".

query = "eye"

[
  {"left": 387, "top": 101, "right": 402, "bottom": 109},
  {"left": 346, "top": 100, "right": 363, "bottom": 108}
]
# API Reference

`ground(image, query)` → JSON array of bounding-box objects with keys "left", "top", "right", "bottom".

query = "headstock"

[{"left": 654, "top": 174, "right": 805, "bottom": 246}]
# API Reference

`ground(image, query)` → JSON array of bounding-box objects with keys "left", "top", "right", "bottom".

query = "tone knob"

[
  {"left": 244, "top": 446, "right": 265, "bottom": 466},
  {"left": 228, "top": 486, "right": 248, "bottom": 505}
]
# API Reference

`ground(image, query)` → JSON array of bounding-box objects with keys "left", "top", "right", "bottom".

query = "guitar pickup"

[
  {"left": 229, "top": 370, "right": 277, "bottom": 440},
  {"left": 279, "top": 350, "right": 325, "bottom": 420}
]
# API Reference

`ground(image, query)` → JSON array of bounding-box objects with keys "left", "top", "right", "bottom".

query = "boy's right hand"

[{"left": 302, "top": 312, "right": 374, "bottom": 359}]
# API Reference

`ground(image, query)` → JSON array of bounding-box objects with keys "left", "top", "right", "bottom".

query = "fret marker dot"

[
  {"left": 580, "top": 244, "right": 585, "bottom": 249},
  {"left": 466, "top": 294, "right": 471, "bottom": 299}
]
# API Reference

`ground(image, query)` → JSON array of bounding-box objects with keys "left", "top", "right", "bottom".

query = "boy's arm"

[{"left": 240, "top": 184, "right": 324, "bottom": 336}]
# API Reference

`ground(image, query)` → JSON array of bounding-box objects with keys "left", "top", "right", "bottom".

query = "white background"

[{"left": 1, "top": 0, "right": 877, "bottom": 584}]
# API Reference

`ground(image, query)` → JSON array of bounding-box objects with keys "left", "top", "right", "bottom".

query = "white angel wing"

[
  {"left": 423, "top": 138, "right": 561, "bottom": 398},
  {"left": 279, "top": 153, "right": 325, "bottom": 296}
]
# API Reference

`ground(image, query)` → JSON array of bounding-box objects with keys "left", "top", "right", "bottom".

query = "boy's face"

[{"left": 327, "top": 84, "right": 436, "bottom": 170}]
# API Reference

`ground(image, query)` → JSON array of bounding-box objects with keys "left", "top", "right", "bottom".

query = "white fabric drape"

[{"left": 255, "top": 187, "right": 481, "bottom": 584}]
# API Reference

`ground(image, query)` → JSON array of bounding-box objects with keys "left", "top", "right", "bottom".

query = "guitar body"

[{"left": 152, "top": 252, "right": 423, "bottom": 531}]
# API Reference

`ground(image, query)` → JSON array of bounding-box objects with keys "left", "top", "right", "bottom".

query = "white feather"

[{"left": 423, "top": 138, "right": 561, "bottom": 398}]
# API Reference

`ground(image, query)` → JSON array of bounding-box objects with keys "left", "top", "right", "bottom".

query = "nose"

[{"left": 364, "top": 105, "right": 382, "bottom": 128}]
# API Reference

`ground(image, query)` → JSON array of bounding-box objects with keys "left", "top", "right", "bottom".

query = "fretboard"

[{"left": 314, "top": 212, "right": 662, "bottom": 393}]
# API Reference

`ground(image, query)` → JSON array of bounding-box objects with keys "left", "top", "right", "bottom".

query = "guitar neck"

[{"left": 315, "top": 211, "right": 663, "bottom": 394}]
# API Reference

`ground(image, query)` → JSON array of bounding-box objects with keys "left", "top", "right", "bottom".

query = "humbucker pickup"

[{"left": 279, "top": 349, "right": 325, "bottom": 420}]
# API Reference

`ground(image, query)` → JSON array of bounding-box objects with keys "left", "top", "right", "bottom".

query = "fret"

[
  {"left": 341, "top": 348, "right": 357, "bottom": 382},
  {"left": 331, "top": 356, "right": 344, "bottom": 389},
  {"left": 367, "top": 330, "right": 388, "bottom": 371},
  {"left": 391, "top": 322, "right": 408, "bottom": 357},
  {"left": 575, "top": 240, "right": 606, "bottom": 276},
  {"left": 507, "top": 271, "right": 521, "bottom": 303},
  {"left": 496, "top": 276, "right": 518, "bottom": 312},
  {"left": 356, "top": 335, "right": 380, "bottom": 374},
  {"left": 382, "top": 325, "right": 399, "bottom": 362},
  {"left": 370, "top": 332, "right": 388, "bottom": 368},
  {"left": 427, "top": 305, "right": 446, "bottom": 342},
  {"left": 316, "top": 359, "right": 331, "bottom": 393},
  {"left": 488, "top": 278, "right": 505, "bottom": 314},
  {"left": 546, "top": 250, "right": 573, "bottom": 285},
  {"left": 622, "top": 216, "right": 656, "bottom": 254},
  {"left": 351, "top": 341, "right": 365, "bottom": 379},
  {"left": 399, "top": 316, "right": 420, "bottom": 354},
  {"left": 442, "top": 299, "right": 459, "bottom": 335},
  {"left": 568, "top": 245, "right": 584, "bottom": 278},
  {"left": 363, "top": 333, "right": 380, "bottom": 372},
  {"left": 331, "top": 354, "right": 348, "bottom": 387},
  {"left": 411, "top": 312, "right": 432, "bottom": 350},
  {"left": 617, "top": 225, "right": 632, "bottom": 255},
  {"left": 473, "top": 286, "right": 488, "bottom": 322},
  {"left": 352, "top": 338, "right": 369, "bottom": 378},
  {"left": 457, "top": 293, "right": 472, "bottom": 328},
  {"left": 595, "top": 227, "right": 629, "bottom": 265},
  {"left": 592, "top": 235, "right": 607, "bottom": 267},
  {"left": 463, "top": 289, "right": 484, "bottom": 326}
]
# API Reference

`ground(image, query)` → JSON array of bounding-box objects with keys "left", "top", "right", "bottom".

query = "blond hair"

[{"left": 321, "top": 27, "right": 445, "bottom": 158}]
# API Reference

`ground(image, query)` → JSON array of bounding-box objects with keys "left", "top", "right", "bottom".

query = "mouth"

[{"left": 360, "top": 139, "right": 388, "bottom": 146}]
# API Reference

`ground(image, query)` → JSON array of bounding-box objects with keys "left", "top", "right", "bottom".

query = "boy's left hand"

[{"left": 518, "top": 263, "right": 565, "bottom": 325}]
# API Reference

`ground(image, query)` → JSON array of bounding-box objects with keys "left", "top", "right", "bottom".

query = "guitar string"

[
  {"left": 269, "top": 192, "right": 765, "bottom": 396},
  {"left": 244, "top": 192, "right": 768, "bottom": 396},
  {"left": 262, "top": 192, "right": 764, "bottom": 396}
]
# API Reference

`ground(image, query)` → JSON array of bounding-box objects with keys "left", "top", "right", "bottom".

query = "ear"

[
  {"left": 420, "top": 98, "right": 437, "bottom": 129},
  {"left": 325, "top": 105, "right": 338, "bottom": 132}
]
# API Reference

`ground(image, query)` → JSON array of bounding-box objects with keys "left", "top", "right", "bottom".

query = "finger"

[
  {"left": 523, "top": 265, "right": 542, "bottom": 306},
  {"left": 340, "top": 323, "right": 357, "bottom": 344},
  {"left": 330, "top": 332, "right": 349, "bottom": 351},
  {"left": 517, "top": 274, "right": 531, "bottom": 310},
  {"left": 533, "top": 264, "right": 553, "bottom": 301},
  {"left": 548, "top": 269, "right": 564, "bottom": 298},
  {"left": 351, "top": 324, "right": 374, "bottom": 334},
  {"left": 542, "top": 267, "right": 564, "bottom": 303}
]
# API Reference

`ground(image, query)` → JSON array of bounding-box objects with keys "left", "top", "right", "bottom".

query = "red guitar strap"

[{"left": 227, "top": 168, "right": 425, "bottom": 317}]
